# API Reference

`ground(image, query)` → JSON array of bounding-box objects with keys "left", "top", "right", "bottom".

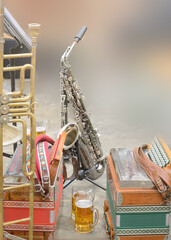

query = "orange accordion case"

[
  {"left": 3, "top": 134, "right": 65, "bottom": 239},
  {"left": 104, "top": 148, "right": 170, "bottom": 240}
]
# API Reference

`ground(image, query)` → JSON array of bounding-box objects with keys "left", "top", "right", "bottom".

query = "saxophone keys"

[
  {"left": 59, "top": 72, "right": 64, "bottom": 78},
  {"left": 68, "top": 76, "right": 73, "bottom": 82}
]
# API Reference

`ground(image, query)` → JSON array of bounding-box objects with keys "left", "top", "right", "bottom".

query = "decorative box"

[
  {"left": 3, "top": 230, "right": 54, "bottom": 240},
  {"left": 104, "top": 148, "right": 170, "bottom": 240},
  {"left": 3, "top": 148, "right": 63, "bottom": 236}
]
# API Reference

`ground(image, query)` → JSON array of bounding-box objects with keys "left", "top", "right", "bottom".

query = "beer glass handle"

[{"left": 91, "top": 208, "right": 99, "bottom": 228}]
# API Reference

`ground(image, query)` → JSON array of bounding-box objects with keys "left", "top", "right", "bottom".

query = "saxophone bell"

[
  {"left": 59, "top": 123, "right": 79, "bottom": 150},
  {"left": 78, "top": 138, "right": 105, "bottom": 180}
]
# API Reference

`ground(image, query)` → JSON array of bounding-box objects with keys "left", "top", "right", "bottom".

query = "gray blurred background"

[{"left": 5, "top": 0, "right": 171, "bottom": 151}]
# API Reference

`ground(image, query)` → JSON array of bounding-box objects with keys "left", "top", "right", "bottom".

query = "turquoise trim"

[
  {"left": 104, "top": 212, "right": 111, "bottom": 240},
  {"left": 107, "top": 179, "right": 116, "bottom": 226},
  {"left": 106, "top": 178, "right": 170, "bottom": 231},
  {"left": 120, "top": 213, "right": 168, "bottom": 228}
]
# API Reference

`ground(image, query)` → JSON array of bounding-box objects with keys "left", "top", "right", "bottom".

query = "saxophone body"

[{"left": 60, "top": 26, "right": 105, "bottom": 180}]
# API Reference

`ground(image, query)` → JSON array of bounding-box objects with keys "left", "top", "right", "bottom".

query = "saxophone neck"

[
  {"left": 60, "top": 41, "right": 77, "bottom": 69},
  {"left": 60, "top": 26, "right": 87, "bottom": 69}
]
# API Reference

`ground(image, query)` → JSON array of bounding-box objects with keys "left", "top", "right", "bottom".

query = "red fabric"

[
  {"left": 4, "top": 175, "right": 63, "bottom": 227},
  {"left": 35, "top": 135, "right": 55, "bottom": 191}
]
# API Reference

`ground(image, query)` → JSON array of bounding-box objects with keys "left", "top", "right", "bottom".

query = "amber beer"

[
  {"left": 72, "top": 191, "right": 86, "bottom": 220},
  {"left": 36, "top": 126, "right": 46, "bottom": 136},
  {"left": 74, "top": 197, "right": 99, "bottom": 233},
  {"left": 27, "top": 120, "right": 48, "bottom": 141},
  {"left": 27, "top": 127, "right": 46, "bottom": 142},
  {"left": 72, "top": 192, "right": 77, "bottom": 220},
  {"left": 36, "top": 120, "right": 48, "bottom": 136},
  {"left": 71, "top": 188, "right": 95, "bottom": 220}
]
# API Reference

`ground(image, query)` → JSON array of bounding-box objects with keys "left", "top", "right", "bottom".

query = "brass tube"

[
  {"left": 0, "top": 1, "right": 4, "bottom": 239},
  {"left": 3, "top": 183, "right": 31, "bottom": 191},
  {"left": 29, "top": 174, "right": 34, "bottom": 240},
  {"left": 3, "top": 65, "right": 23, "bottom": 72},
  {"left": 8, "top": 102, "right": 30, "bottom": 108},
  {"left": 3, "top": 218, "right": 30, "bottom": 226},
  {"left": 10, "top": 114, "right": 36, "bottom": 240},
  {"left": 10, "top": 94, "right": 32, "bottom": 103},
  {"left": 10, "top": 112, "right": 36, "bottom": 176},
  {"left": 30, "top": 45, "right": 36, "bottom": 114},
  {"left": 9, "top": 84, "right": 34, "bottom": 104},
  {"left": 6, "top": 64, "right": 33, "bottom": 97},
  {"left": 8, "top": 102, "right": 30, "bottom": 112},
  {"left": 3, "top": 53, "right": 33, "bottom": 59},
  {"left": 10, "top": 118, "right": 27, "bottom": 176},
  {"left": 29, "top": 24, "right": 40, "bottom": 114},
  {"left": 8, "top": 66, "right": 34, "bottom": 103},
  {"left": 1, "top": 21, "right": 40, "bottom": 240},
  {"left": 9, "top": 107, "right": 29, "bottom": 113}
]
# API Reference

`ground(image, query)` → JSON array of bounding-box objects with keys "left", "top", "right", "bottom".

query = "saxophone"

[{"left": 60, "top": 26, "right": 105, "bottom": 180}]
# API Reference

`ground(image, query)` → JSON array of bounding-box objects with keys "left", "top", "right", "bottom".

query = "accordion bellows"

[{"left": 104, "top": 149, "right": 170, "bottom": 240}]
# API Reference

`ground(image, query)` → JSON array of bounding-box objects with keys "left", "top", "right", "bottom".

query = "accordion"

[
  {"left": 3, "top": 133, "right": 66, "bottom": 239},
  {"left": 104, "top": 143, "right": 171, "bottom": 240}
]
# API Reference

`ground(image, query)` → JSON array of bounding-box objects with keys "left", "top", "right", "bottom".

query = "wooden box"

[
  {"left": 3, "top": 151, "right": 63, "bottom": 234},
  {"left": 104, "top": 148, "right": 170, "bottom": 239},
  {"left": 4, "top": 230, "right": 54, "bottom": 240}
]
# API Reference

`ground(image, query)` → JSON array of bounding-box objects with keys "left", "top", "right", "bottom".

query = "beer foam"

[
  {"left": 36, "top": 127, "right": 46, "bottom": 132},
  {"left": 75, "top": 199, "right": 92, "bottom": 208}
]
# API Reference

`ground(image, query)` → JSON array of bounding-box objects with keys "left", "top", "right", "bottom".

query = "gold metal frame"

[{"left": 0, "top": 1, "right": 40, "bottom": 239}]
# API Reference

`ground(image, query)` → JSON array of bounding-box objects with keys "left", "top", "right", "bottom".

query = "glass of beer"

[
  {"left": 27, "top": 119, "right": 49, "bottom": 142},
  {"left": 71, "top": 186, "right": 94, "bottom": 221},
  {"left": 36, "top": 120, "right": 48, "bottom": 136},
  {"left": 74, "top": 193, "right": 99, "bottom": 233}
]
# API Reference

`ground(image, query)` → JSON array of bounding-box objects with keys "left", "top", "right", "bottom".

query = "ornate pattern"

[
  {"left": 26, "top": 143, "right": 30, "bottom": 173},
  {"left": 103, "top": 212, "right": 111, "bottom": 238},
  {"left": 115, "top": 205, "right": 170, "bottom": 214},
  {"left": 115, "top": 228, "right": 169, "bottom": 236},
  {"left": 49, "top": 187, "right": 55, "bottom": 201},
  {"left": 114, "top": 236, "right": 168, "bottom": 240},
  {"left": 3, "top": 201, "right": 55, "bottom": 209},
  {"left": 116, "top": 192, "right": 123, "bottom": 206},
  {"left": 38, "top": 142, "right": 47, "bottom": 171},
  {"left": 4, "top": 224, "right": 55, "bottom": 231}
]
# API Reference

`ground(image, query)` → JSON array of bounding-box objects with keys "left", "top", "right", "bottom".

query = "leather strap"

[
  {"left": 133, "top": 145, "right": 171, "bottom": 202},
  {"left": 63, "top": 156, "right": 79, "bottom": 180},
  {"left": 50, "top": 132, "right": 66, "bottom": 185},
  {"left": 103, "top": 200, "right": 115, "bottom": 240},
  {"left": 35, "top": 136, "right": 54, "bottom": 194},
  {"left": 30, "top": 135, "right": 55, "bottom": 194}
]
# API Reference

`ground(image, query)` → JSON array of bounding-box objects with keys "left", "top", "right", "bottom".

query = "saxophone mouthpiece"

[{"left": 74, "top": 26, "right": 87, "bottom": 43}]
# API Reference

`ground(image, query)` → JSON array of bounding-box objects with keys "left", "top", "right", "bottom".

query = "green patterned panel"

[
  {"left": 106, "top": 177, "right": 170, "bottom": 231},
  {"left": 107, "top": 178, "right": 116, "bottom": 226},
  {"left": 120, "top": 213, "right": 168, "bottom": 228}
]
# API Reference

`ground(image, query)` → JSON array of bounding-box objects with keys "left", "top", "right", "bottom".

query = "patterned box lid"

[{"left": 110, "top": 148, "right": 154, "bottom": 188}]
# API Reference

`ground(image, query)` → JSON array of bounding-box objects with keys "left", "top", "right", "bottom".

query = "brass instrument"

[
  {"left": 59, "top": 122, "right": 79, "bottom": 150},
  {"left": 60, "top": 26, "right": 105, "bottom": 180},
  {"left": 0, "top": 2, "right": 40, "bottom": 239}
]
